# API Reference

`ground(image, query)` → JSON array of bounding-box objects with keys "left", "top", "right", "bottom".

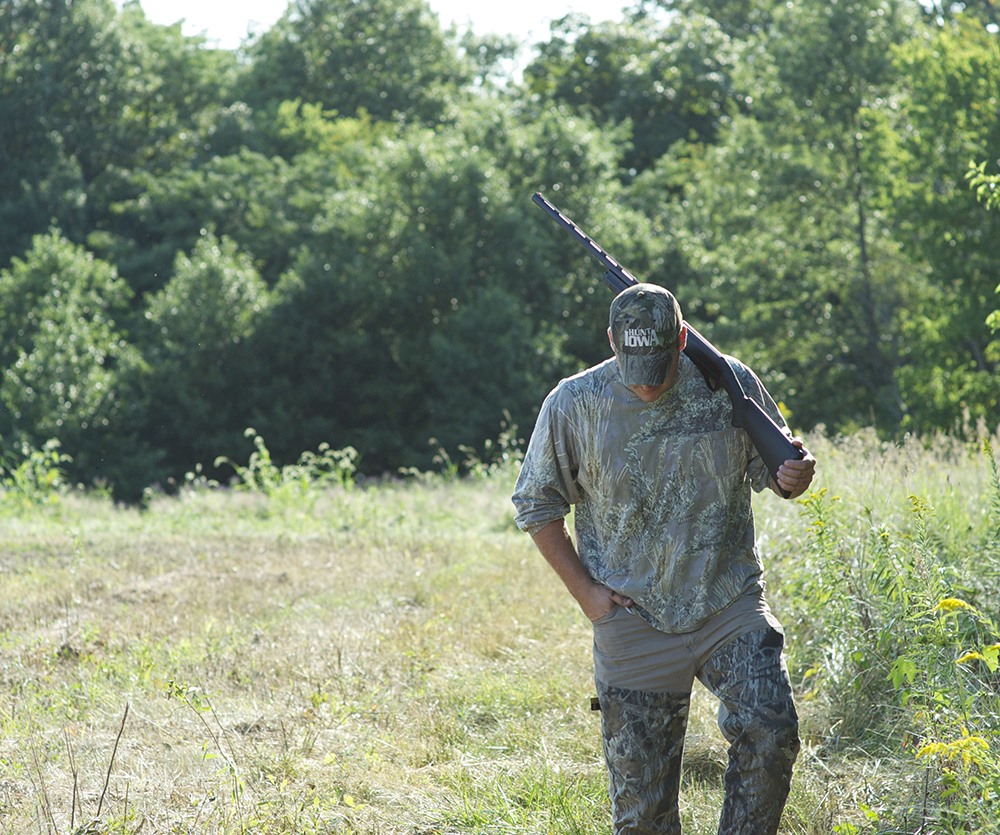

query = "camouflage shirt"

[{"left": 511, "top": 353, "right": 787, "bottom": 633}]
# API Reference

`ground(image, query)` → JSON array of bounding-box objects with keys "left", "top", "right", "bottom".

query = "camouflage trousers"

[{"left": 596, "top": 628, "right": 800, "bottom": 834}]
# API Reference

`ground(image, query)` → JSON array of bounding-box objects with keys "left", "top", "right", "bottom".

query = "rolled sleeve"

[{"left": 511, "top": 386, "right": 579, "bottom": 534}]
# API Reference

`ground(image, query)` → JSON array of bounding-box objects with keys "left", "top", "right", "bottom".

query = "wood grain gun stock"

[{"left": 531, "top": 191, "right": 803, "bottom": 497}]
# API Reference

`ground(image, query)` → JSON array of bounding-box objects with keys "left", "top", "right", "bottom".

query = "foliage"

[
  {"left": 140, "top": 232, "right": 272, "bottom": 478},
  {"left": 886, "top": 14, "right": 1000, "bottom": 432},
  {"left": 243, "top": 0, "right": 473, "bottom": 126},
  {"left": 240, "top": 102, "right": 621, "bottom": 474},
  {"left": 775, "top": 432, "right": 1000, "bottom": 832},
  {"left": 522, "top": 9, "right": 739, "bottom": 173},
  {"left": 0, "top": 230, "right": 155, "bottom": 498},
  {"left": 214, "top": 427, "right": 358, "bottom": 499},
  {"left": 653, "top": 0, "right": 923, "bottom": 435},
  {"left": 0, "top": 0, "right": 998, "bottom": 498},
  {"left": 0, "top": 0, "right": 123, "bottom": 262},
  {"left": 967, "top": 160, "right": 1000, "bottom": 211},
  {"left": 966, "top": 160, "right": 1000, "bottom": 338},
  {"left": 0, "top": 438, "right": 71, "bottom": 510}
]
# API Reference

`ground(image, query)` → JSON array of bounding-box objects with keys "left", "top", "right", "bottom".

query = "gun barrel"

[
  {"left": 531, "top": 193, "right": 641, "bottom": 291},
  {"left": 531, "top": 190, "right": 804, "bottom": 496}
]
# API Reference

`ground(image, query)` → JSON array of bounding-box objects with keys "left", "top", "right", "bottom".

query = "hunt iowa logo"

[{"left": 622, "top": 328, "right": 663, "bottom": 349}]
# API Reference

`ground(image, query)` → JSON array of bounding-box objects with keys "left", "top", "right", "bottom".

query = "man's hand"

[
  {"left": 581, "top": 583, "right": 635, "bottom": 623},
  {"left": 771, "top": 438, "right": 816, "bottom": 499},
  {"left": 530, "top": 519, "right": 634, "bottom": 622}
]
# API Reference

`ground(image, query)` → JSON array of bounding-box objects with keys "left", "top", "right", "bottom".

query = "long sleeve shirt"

[{"left": 511, "top": 353, "right": 786, "bottom": 633}]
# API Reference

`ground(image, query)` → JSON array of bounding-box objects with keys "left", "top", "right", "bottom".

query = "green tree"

[
  {"left": 426, "top": 285, "right": 551, "bottom": 456},
  {"left": 919, "top": 0, "right": 1000, "bottom": 29},
  {"left": 243, "top": 0, "right": 473, "bottom": 126},
  {"left": 522, "top": 10, "right": 741, "bottom": 173},
  {"left": 141, "top": 233, "right": 271, "bottom": 479},
  {"left": 0, "top": 0, "right": 240, "bottom": 272},
  {"left": 642, "top": 0, "right": 924, "bottom": 435},
  {"left": 887, "top": 13, "right": 1000, "bottom": 431},
  {"left": 114, "top": 0, "right": 240, "bottom": 165},
  {"left": 759, "top": 0, "right": 920, "bottom": 429},
  {"left": 0, "top": 0, "right": 119, "bottom": 263},
  {"left": 654, "top": 0, "right": 779, "bottom": 38},
  {"left": 110, "top": 107, "right": 392, "bottom": 295},
  {"left": 109, "top": 151, "right": 297, "bottom": 295},
  {"left": 967, "top": 161, "right": 1000, "bottom": 337},
  {"left": 0, "top": 230, "right": 153, "bottom": 497},
  {"left": 243, "top": 99, "right": 626, "bottom": 473}
]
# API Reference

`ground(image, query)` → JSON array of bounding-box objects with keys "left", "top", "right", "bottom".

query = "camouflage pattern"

[
  {"left": 596, "top": 628, "right": 799, "bottom": 835},
  {"left": 699, "top": 628, "right": 800, "bottom": 835},
  {"left": 511, "top": 352, "right": 787, "bottom": 633},
  {"left": 596, "top": 679, "right": 690, "bottom": 834},
  {"left": 609, "top": 283, "right": 683, "bottom": 386},
  {"left": 512, "top": 306, "right": 798, "bottom": 831}
]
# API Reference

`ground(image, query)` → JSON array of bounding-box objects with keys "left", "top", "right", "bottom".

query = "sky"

[{"left": 124, "top": 0, "right": 630, "bottom": 49}]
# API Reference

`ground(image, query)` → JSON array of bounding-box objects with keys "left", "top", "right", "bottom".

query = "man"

[{"left": 511, "top": 283, "right": 816, "bottom": 834}]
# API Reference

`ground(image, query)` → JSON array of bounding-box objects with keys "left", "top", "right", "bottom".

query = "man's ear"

[
  {"left": 678, "top": 325, "right": 688, "bottom": 351},
  {"left": 608, "top": 327, "right": 615, "bottom": 352}
]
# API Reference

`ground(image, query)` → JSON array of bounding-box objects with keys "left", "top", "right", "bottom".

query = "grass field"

[{"left": 1, "top": 427, "right": 998, "bottom": 833}]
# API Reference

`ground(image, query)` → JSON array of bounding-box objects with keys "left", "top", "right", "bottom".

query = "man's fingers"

[{"left": 610, "top": 591, "right": 634, "bottom": 607}]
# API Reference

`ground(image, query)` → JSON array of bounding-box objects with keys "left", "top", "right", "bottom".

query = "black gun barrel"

[{"left": 531, "top": 191, "right": 803, "bottom": 495}]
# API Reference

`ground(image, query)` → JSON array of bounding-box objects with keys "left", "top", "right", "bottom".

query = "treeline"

[{"left": 0, "top": 0, "right": 997, "bottom": 500}]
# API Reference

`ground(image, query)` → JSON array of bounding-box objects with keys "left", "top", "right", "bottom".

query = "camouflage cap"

[{"left": 609, "top": 283, "right": 683, "bottom": 386}]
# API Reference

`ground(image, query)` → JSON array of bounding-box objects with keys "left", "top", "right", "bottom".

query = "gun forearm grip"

[{"left": 740, "top": 401, "right": 803, "bottom": 498}]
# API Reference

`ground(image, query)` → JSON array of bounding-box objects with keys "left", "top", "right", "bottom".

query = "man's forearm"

[
  {"left": 531, "top": 520, "right": 593, "bottom": 600},
  {"left": 530, "top": 519, "right": 631, "bottom": 621}
]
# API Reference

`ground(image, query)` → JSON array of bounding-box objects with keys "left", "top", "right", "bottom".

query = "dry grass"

[
  {"left": 1, "top": 479, "right": 608, "bottom": 832},
  {"left": 2, "top": 427, "right": 997, "bottom": 832}
]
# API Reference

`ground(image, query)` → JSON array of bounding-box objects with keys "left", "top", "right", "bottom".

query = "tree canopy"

[{"left": 0, "top": 0, "right": 997, "bottom": 498}]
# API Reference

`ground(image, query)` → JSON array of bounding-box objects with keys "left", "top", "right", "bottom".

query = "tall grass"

[
  {"left": 760, "top": 429, "right": 1000, "bottom": 834},
  {"left": 0, "top": 426, "right": 997, "bottom": 833}
]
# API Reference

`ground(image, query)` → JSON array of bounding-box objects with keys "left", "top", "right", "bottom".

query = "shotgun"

[{"left": 531, "top": 191, "right": 803, "bottom": 496}]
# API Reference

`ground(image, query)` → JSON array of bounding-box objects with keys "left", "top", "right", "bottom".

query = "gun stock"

[{"left": 531, "top": 192, "right": 803, "bottom": 496}]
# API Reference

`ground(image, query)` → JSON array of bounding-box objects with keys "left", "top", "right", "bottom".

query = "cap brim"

[{"left": 617, "top": 352, "right": 671, "bottom": 386}]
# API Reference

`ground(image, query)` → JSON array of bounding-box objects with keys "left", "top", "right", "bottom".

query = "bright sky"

[{"left": 123, "top": 0, "right": 629, "bottom": 49}]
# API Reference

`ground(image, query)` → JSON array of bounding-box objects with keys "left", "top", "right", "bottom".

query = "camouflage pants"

[{"left": 596, "top": 628, "right": 799, "bottom": 834}]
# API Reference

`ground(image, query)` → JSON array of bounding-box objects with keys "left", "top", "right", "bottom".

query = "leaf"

[
  {"left": 858, "top": 802, "right": 879, "bottom": 822},
  {"left": 981, "top": 643, "right": 1000, "bottom": 673},
  {"left": 889, "top": 657, "right": 918, "bottom": 689}
]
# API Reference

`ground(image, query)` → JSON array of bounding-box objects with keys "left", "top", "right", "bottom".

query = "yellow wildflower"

[{"left": 933, "top": 598, "right": 973, "bottom": 614}]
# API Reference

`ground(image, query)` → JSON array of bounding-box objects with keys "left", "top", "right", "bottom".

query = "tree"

[
  {"left": 242, "top": 98, "right": 629, "bottom": 473},
  {"left": 108, "top": 150, "right": 298, "bottom": 296},
  {"left": 0, "top": 231, "right": 153, "bottom": 497},
  {"left": 641, "top": 0, "right": 925, "bottom": 435},
  {"left": 0, "top": 0, "right": 241, "bottom": 273},
  {"left": 141, "top": 233, "right": 271, "bottom": 479},
  {"left": 0, "top": 0, "right": 120, "bottom": 264},
  {"left": 522, "top": 10, "right": 741, "bottom": 173},
  {"left": 967, "top": 161, "right": 1000, "bottom": 339},
  {"left": 652, "top": 0, "right": 779, "bottom": 38},
  {"left": 243, "top": 0, "right": 473, "bottom": 127},
  {"left": 107, "top": 103, "right": 395, "bottom": 296},
  {"left": 887, "top": 13, "right": 1000, "bottom": 430}
]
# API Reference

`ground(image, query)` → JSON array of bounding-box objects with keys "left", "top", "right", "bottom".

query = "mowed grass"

[
  {"left": 2, "top": 478, "right": 610, "bottom": 832},
  {"left": 1, "top": 427, "right": 997, "bottom": 833}
]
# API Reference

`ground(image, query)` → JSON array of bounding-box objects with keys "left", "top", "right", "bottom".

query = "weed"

[
  {"left": 214, "top": 427, "right": 358, "bottom": 509},
  {"left": 403, "top": 412, "right": 524, "bottom": 482},
  {"left": 0, "top": 437, "right": 70, "bottom": 510}
]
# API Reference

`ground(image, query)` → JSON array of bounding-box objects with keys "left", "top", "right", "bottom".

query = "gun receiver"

[{"left": 531, "top": 191, "right": 803, "bottom": 496}]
